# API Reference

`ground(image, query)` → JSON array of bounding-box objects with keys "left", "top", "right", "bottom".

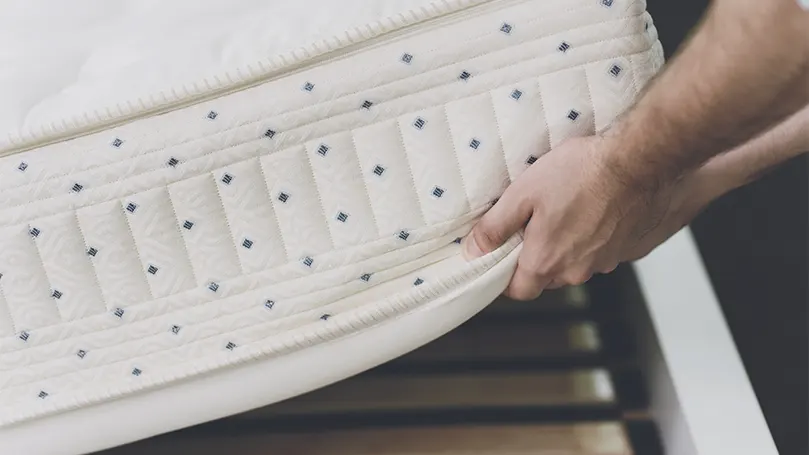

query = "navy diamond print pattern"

[{"left": 0, "top": 9, "right": 649, "bottom": 404}]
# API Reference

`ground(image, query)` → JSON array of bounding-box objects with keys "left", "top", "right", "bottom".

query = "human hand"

[{"left": 461, "top": 135, "right": 685, "bottom": 300}]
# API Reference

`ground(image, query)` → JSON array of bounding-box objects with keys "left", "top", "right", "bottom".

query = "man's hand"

[{"left": 462, "top": 135, "right": 677, "bottom": 300}]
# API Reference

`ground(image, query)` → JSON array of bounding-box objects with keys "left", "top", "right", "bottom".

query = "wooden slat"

[
  {"left": 101, "top": 423, "right": 632, "bottom": 455},
  {"left": 397, "top": 321, "right": 601, "bottom": 363},
  {"left": 237, "top": 370, "right": 614, "bottom": 418},
  {"left": 482, "top": 286, "right": 590, "bottom": 316}
]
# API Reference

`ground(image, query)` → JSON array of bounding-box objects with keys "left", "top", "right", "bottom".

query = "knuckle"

[{"left": 562, "top": 268, "right": 592, "bottom": 286}]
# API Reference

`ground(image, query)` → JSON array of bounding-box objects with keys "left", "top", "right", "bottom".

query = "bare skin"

[{"left": 462, "top": 0, "right": 809, "bottom": 300}]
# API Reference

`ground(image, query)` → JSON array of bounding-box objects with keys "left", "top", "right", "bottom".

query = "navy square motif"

[
  {"left": 373, "top": 165, "right": 386, "bottom": 176},
  {"left": 336, "top": 211, "right": 349, "bottom": 223},
  {"left": 500, "top": 23, "right": 513, "bottom": 34},
  {"left": 361, "top": 100, "right": 373, "bottom": 109},
  {"left": 125, "top": 202, "right": 138, "bottom": 214},
  {"left": 52, "top": 290, "right": 63, "bottom": 299},
  {"left": 242, "top": 238, "right": 254, "bottom": 249},
  {"left": 221, "top": 173, "right": 234, "bottom": 185},
  {"left": 526, "top": 155, "right": 538, "bottom": 165},
  {"left": 29, "top": 227, "right": 41, "bottom": 238},
  {"left": 87, "top": 247, "right": 98, "bottom": 257},
  {"left": 264, "top": 300, "right": 275, "bottom": 310},
  {"left": 111, "top": 138, "right": 124, "bottom": 148},
  {"left": 147, "top": 265, "right": 158, "bottom": 275},
  {"left": 398, "top": 230, "right": 410, "bottom": 241},
  {"left": 413, "top": 277, "right": 424, "bottom": 286},
  {"left": 609, "top": 64, "right": 622, "bottom": 77},
  {"left": 320, "top": 314, "right": 331, "bottom": 321},
  {"left": 171, "top": 325, "right": 181, "bottom": 334},
  {"left": 208, "top": 282, "right": 220, "bottom": 292},
  {"left": 401, "top": 53, "right": 413, "bottom": 64},
  {"left": 17, "top": 162, "right": 28, "bottom": 172},
  {"left": 360, "top": 273, "right": 372, "bottom": 282},
  {"left": 114, "top": 308, "right": 125, "bottom": 318},
  {"left": 431, "top": 186, "right": 445, "bottom": 198},
  {"left": 567, "top": 109, "right": 581, "bottom": 121},
  {"left": 19, "top": 331, "right": 30, "bottom": 342},
  {"left": 77, "top": 349, "right": 87, "bottom": 359},
  {"left": 207, "top": 111, "right": 218, "bottom": 120},
  {"left": 277, "top": 192, "right": 290, "bottom": 203},
  {"left": 302, "top": 256, "right": 314, "bottom": 267},
  {"left": 38, "top": 391, "right": 48, "bottom": 399},
  {"left": 558, "top": 41, "right": 571, "bottom": 52},
  {"left": 264, "top": 129, "right": 276, "bottom": 138},
  {"left": 459, "top": 71, "right": 471, "bottom": 81},
  {"left": 302, "top": 81, "right": 315, "bottom": 92},
  {"left": 225, "top": 341, "right": 237, "bottom": 350},
  {"left": 413, "top": 117, "right": 426, "bottom": 130},
  {"left": 167, "top": 157, "right": 180, "bottom": 167},
  {"left": 469, "top": 138, "right": 481, "bottom": 149},
  {"left": 131, "top": 368, "right": 142, "bottom": 376},
  {"left": 601, "top": 0, "right": 614, "bottom": 6},
  {"left": 183, "top": 220, "right": 194, "bottom": 230},
  {"left": 511, "top": 89, "right": 523, "bottom": 100},
  {"left": 317, "top": 144, "right": 330, "bottom": 156}
]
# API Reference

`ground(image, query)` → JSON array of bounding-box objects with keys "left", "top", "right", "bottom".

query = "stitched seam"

[
  {"left": 0, "top": 235, "right": 467, "bottom": 392},
  {"left": 0, "top": 204, "right": 488, "bottom": 360},
  {"left": 256, "top": 158, "right": 292, "bottom": 263},
  {"left": 486, "top": 90, "right": 512, "bottom": 185},
  {"left": 164, "top": 187, "right": 202, "bottom": 288},
  {"left": 304, "top": 148, "right": 338, "bottom": 252},
  {"left": 73, "top": 211, "right": 109, "bottom": 312},
  {"left": 441, "top": 105, "right": 472, "bottom": 211},
  {"left": 210, "top": 173, "right": 248, "bottom": 276},
  {"left": 394, "top": 119, "right": 429, "bottom": 227},
  {"left": 27, "top": 224, "right": 64, "bottom": 324},
  {"left": 121, "top": 201, "right": 158, "bottom": 302},
  {"left": 0, "top": 236, "right": 519, "bottom": 425},
  {"left": 1, "top": 0, "right": 619, "bottom": 158},
  {"left": 349, "top": 130, "right": 382, "bottom": 238},
  {"left": 0, "top": 31, "right": 653, "bottom": 215},
  {"left": 580, "top": 68, "right": 598, "bottom": 135},
  {"left": 0, "top": 278, "right": 17, "bottom": 335},
  {"left": 0, "top": 12, "right": 648, "bottom": 199},
  {"left": 534, "top": 78, "right": 553, "bottom": 157}
]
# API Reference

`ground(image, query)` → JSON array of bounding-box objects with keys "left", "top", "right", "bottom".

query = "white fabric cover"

[{"left": 0, "top": 0, "right": 663, "bottom": 449}]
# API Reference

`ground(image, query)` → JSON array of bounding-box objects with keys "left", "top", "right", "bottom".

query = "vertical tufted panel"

[
  {"left": 353, "top": 121, "right": 427, "bottom": 236},
  {"left": 217, "top": 158, "right": 289, "bottom": 274},
  {"left": 76, "top": 200, "right": 153, "bottom": 310},
  {"left": 306, "top": 132, "right": 380, "bottom": 248},
  {"left": 539, "top": 68, "right": 597, "bottom": 148},
  {"left": 585, "top": 57, "right": 638, "bottom": 132},
  {"left": 31, "top": 212, "right": 106, "bottom": 321},
  {"left": 123, "top": 188, "right": 197, "bottom": 298},
  {"left": 490, "top": 80, "right": 552, "bottom": 180},
  {"left": 444, "top": 93, "right": 511, "bottom": 209},
  {"left": 169, "top": 174, "right": 244, "bottom": 285},
  {"left": 260, "top": 147, "right": 333, "bottom": 262},
  {"left": 398, "top": 107, "right": 471, "bottom": 225},
  {"left": 0, "top": 288, "right": 15, "bottom": 337},
  {"left": 0, "top": 225, "right": 61, "bottom": 331}
]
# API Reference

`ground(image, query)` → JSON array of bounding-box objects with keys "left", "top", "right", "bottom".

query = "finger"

[
  {"left": 462, "top": 178, "right": 534, "bottom": 260},
  {"left": 503, "top": 217, "right": 552, "bottom": 300}
]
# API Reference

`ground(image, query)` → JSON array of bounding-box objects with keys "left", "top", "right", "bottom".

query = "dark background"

[{"left": 645, "top": 2, "right": 809, "bottom": 454}]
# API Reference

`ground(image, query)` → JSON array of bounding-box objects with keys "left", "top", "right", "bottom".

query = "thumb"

[{"left": 462, "top": 184, "right": 533, "bottom": 260}]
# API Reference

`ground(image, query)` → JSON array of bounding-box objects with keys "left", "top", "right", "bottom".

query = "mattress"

[{"left": 0, "top": 0, "right": 664, "bottom": 453}]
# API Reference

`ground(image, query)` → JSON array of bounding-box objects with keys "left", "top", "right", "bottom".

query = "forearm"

[
  {"left": 700, "top": 102, "right": 809, "bottom": 199},
  {"left": 603, "top": 0, "right": 809, "bottom": 190}
]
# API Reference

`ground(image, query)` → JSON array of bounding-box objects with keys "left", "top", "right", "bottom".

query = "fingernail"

[{"left": 462, "top": 232, "right": 485, "bottom": 260}]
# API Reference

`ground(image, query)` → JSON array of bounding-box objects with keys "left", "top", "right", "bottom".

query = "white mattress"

[
  {"left": 0, "top": 1, "right": 664, "bottom": 453},
  {"left": 0, "top": 0, "right": 436, "bottom": 141}
]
